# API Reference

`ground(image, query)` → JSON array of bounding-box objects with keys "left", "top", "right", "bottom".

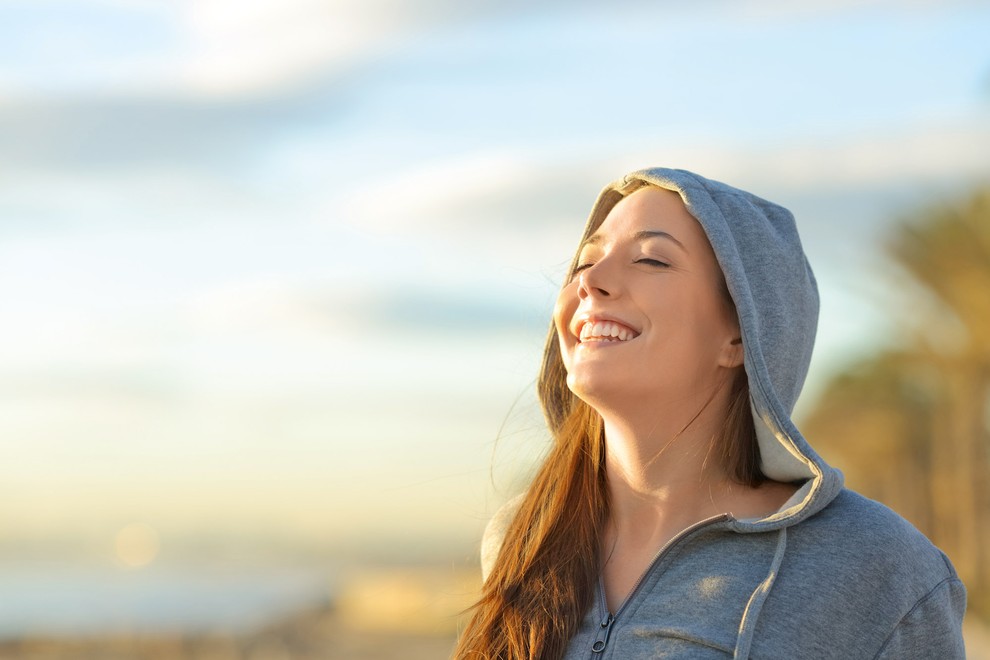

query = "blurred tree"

[{"left": 802, "top": 187, "right": 990, "bottom": 620}]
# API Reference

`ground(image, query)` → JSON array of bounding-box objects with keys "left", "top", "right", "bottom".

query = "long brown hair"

[{"left": 454, "top": 185, "right": 763, "bottom": 660}]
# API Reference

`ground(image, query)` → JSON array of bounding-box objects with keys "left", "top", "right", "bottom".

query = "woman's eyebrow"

[
  {"left": 581, "top": 234, "right": 604, "bottom": 248},
  {"left": 634, "top": 230, "right": 686, "bottom": 251},
  {"left": 581, "top": 229, "right": 686, "bottom": 251}
]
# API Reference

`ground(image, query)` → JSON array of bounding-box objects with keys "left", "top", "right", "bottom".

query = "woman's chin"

[{"left": 565, "top": 373, "right": 630, "bottom": 409}]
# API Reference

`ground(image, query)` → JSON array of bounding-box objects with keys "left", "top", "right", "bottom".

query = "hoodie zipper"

[{"left": 590, "top": 513, "right": 731, "bottom": 656}]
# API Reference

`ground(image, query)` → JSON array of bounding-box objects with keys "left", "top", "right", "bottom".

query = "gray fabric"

[
  {"left": 482, "top": 168, "right": 967, "bottom": 658},
  {"left": 558, "top": 491, "right": 966, "bottom": 659}
]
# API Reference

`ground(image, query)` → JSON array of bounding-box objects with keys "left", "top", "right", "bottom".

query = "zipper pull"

[{"left": 591, "top": 612, "right": 614, "bottom": 653}]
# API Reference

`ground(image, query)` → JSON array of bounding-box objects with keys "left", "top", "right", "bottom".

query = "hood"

[{"left": 577, "top": 167, "right": 843, "bottom": 527}]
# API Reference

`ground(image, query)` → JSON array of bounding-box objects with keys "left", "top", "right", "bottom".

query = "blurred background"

[{"left": 1, "top": 0, "right": 988, "bottom": 658}]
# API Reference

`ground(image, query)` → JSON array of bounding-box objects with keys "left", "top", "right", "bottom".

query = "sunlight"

[{"left": 114, "top": 522, "right": 160, "bottom": 569}]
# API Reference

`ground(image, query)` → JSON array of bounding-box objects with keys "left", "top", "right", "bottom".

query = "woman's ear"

[{"left": 719, "top": 336, "right": 744, "bottom": 368}]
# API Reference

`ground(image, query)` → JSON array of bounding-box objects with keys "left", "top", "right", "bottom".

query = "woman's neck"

[
  {"left": 598, "top": 395, "right": 799, "bottom": 550},
  {"left": 601, "top": 404, "right": 737, "bottom": 540}
]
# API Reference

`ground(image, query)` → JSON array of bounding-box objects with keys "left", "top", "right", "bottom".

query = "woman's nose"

[{"left": 577, "top": 264, "right": 613, "bottom": 299}]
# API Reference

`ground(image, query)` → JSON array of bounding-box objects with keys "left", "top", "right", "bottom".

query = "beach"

[{"left": 0, "top": 565, "right": 474, "bottom": 660}]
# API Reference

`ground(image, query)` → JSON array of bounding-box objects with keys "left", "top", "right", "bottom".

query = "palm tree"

[{"left": 802, "top": 186, "right": 990, "bottom": 619}]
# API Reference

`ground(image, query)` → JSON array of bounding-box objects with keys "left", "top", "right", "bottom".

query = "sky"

[{"left": 0, "top": 0, "right": 989, "bottom": 569}]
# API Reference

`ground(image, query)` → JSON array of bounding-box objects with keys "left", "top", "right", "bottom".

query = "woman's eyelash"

[{"left": 573, "top": 258, "right": 669, "bottom": 274}]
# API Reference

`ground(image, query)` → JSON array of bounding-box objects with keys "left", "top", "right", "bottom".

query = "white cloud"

[
  {"left": 181, "top": 277, "right": 338, "bottom": 339},
  {"left": 729, "top": 0, "right": 986, "bottom": 21},
  {"left": 607, "top": 116, "right": 990, "bottom": 194},
  {"left": 176, "top": 0, "right": 392, "bottom": 96},
  {"left": 334, "top": 149, "right": 540, "bottom": 232},
  {"left": 0, "top": 0, "right": 413, "bottom": 97},
  {"left": 332, "top": 115, "right": 990, "bottom": 239}
]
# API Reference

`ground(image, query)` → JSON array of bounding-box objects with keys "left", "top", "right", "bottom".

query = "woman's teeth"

[{"left": 579, "top": 321, "right": 637, "bottom": 342}]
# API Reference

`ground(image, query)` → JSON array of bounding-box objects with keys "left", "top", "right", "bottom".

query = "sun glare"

[{"left": 114, "top": 522, "right": 160, "bottom": 569}]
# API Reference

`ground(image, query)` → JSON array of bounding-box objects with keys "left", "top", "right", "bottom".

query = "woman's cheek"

[
  {"left": 553, "top": 283, "right": 578, "bottom": 333},
  {"left": 553, "top": 283, "right": 580, "bottom": 365}
]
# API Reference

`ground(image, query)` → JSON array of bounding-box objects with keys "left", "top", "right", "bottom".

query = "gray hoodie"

[{"left": 481, "top": 168, "right": 967, "bottom": 659}]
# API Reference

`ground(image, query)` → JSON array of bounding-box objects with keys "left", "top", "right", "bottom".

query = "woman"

[{"left": 454, "top": 168, "right": 966, "bottom": 659}]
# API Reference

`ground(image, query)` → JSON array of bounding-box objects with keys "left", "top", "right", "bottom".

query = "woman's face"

[{"left": 553, "top": 186, "right": 742, "bottom": 411}]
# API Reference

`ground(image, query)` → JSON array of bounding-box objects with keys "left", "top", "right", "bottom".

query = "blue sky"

[{"left": 0, "top": 0, "right": 988, "bottom": 565}]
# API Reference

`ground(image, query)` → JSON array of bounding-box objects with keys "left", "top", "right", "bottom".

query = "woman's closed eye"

[{"left": 636, "top": 257, "right": 670, "bottom": 268}]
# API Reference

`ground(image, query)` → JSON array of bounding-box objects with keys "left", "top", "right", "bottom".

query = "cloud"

[
  {"left": 351, "top": 289, "right": 548, "bottom": 335},
  {"left": 0, "top": 0, "right": 413, "bottom": 97},
  {"left": 184, "top": 275, "right": 547, "bottom": 338},
  {"left": 605, "top": 119, "right": 990, "bottom": 194},
  {"left": 0, "top": 82, "right": 353, "bottom": 172},
  {"left": 730, "top": 0, "right": 986, "bottom": 19},
  {"left": 174, "top": 0, "right": 398, "bottom": 96},
  {"left": 1, "top": 0, "right": 984, "bottom": 99},
  {"left": 335, "top": 150, "right": 541, "bottom": 231},
  {"left": 331, "top": 116, "right": 990, "bottom": 236},
  {"left": 0, "top": 0, "right": 643, "bottom": 98},
  {"left": 333, "top": 147, "right": 624, "bottom": 236}
]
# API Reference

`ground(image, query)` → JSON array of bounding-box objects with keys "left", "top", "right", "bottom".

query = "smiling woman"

[
  {"left": 552, "top": 188, "right": 761, "bottom": 494},
  {"left": 454, "top": 168, "right": 967, "bottom": 659}
]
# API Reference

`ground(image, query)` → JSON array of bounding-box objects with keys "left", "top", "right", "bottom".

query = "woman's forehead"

[{"left": 584, "top": 186, "right": 705, "bottom": 246}]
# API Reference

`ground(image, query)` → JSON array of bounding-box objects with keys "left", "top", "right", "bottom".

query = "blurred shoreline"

[
  {"left": 0, "top": 564, "right": 477, "bottom": 660},
  {"left": 0, "top": 607, "right": 459, "bottom": 660}
]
